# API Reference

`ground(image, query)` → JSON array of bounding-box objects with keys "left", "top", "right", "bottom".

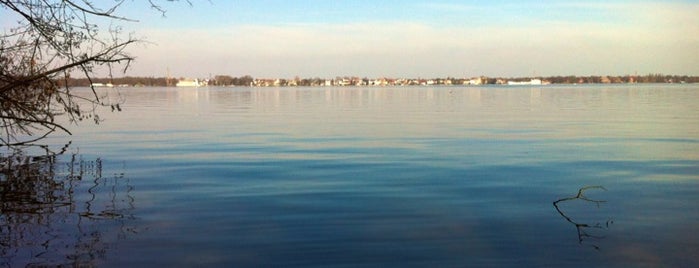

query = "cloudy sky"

[{"left": 88, "top": 1, "right": 699, "bottom": 78}]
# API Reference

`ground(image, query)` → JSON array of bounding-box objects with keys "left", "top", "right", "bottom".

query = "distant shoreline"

[{"left": 61, "top": 74, "right": 699, "bottom": 88}]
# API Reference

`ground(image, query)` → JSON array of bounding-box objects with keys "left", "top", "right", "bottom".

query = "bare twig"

[{"left": 553, "top": 186, "right": 613, "bottom": 250}]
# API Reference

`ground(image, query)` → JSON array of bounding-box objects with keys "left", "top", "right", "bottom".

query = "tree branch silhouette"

[
  {"left": 553, "top": 186, "right": 613, "bottom": 250},
  {"left": 0, "top": 0, "right": 180, "bottom": 147}
]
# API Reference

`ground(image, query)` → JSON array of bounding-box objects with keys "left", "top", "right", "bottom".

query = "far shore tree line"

[{"left": 61, "top": 74, "right": 699, "bottom": 87}]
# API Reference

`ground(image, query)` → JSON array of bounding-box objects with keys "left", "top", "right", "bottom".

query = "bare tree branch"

[{"left": 0, "top": 0, "right": 180, "bottom": 147}]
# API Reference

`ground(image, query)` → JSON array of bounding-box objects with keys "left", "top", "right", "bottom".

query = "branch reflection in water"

[
  {"left": 0, "top": 143, "right": 138, "bottom": 267},
  {"left": 553, "top": 186, "right": 614, "bottom": 250}
]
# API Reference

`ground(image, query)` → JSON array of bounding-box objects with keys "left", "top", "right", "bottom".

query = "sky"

[{"left": 5, "top": 0, "right": 699, "bottom": 78}]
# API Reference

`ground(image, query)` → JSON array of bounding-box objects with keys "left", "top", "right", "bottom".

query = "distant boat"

[
  {"left": 91, "top": 83, "right": 114, "bottom": 87},
  {"left": 508, "top": 79, "right": 543, "bottom": 86},
  {"left": 176, "top": 79, "right": 203, "bottom": 87}
]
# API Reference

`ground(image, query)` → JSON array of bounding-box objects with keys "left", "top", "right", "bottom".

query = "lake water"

[{"left": 2, "top": 85, "right": 698, "bottom": 267}]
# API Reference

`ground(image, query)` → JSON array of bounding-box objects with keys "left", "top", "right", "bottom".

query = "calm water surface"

[{"left": 2, "top": 85, "right": 699, "bottom": 267}]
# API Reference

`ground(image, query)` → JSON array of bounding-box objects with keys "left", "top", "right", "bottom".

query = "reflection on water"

[
  {"left": 554, "top": 186, "right": 613, "bottom": 250},
  {"left": 0, "top": 144, "right": 137, "bottom": 267}
]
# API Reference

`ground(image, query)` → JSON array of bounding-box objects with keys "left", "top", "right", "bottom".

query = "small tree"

[{"left": 0, "top": 0, "right": 178, "bottom": 147}]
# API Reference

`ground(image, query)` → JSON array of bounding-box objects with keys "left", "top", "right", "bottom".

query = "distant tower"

[{"left": 166, "top": 67, "right": 171, "bottom": 86}]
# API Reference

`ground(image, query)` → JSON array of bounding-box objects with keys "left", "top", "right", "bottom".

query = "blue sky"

[
  {"left": 5, "top": 1, "right": 698, "bottom": 78},
  {"left": 128, "top": 1, "right": 640, "bottom": 27}
]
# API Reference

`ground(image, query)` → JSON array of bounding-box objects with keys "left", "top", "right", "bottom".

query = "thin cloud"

[
  {"left": 415, "top": 2, "right": 479, "bottom": 12},
  {"left": 552, "top": 2, "right": 631, "bottom": 10}
]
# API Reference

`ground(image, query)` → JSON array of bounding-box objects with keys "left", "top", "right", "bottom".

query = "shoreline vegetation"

[{"left": 62, "top": 74, "right": 699, "bottom": 88}]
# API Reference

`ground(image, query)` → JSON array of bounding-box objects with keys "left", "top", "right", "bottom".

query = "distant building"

[{"left": 468, "top": 77, "right": 483, "bottom": 85}]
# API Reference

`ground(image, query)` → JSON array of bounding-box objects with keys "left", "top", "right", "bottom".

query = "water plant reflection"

[
  {"left": 553, "top": 186, "right": 614, "bottom": 250},
  {"left": 0, "top": 144, "right": 137, "bottom": 267}
]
